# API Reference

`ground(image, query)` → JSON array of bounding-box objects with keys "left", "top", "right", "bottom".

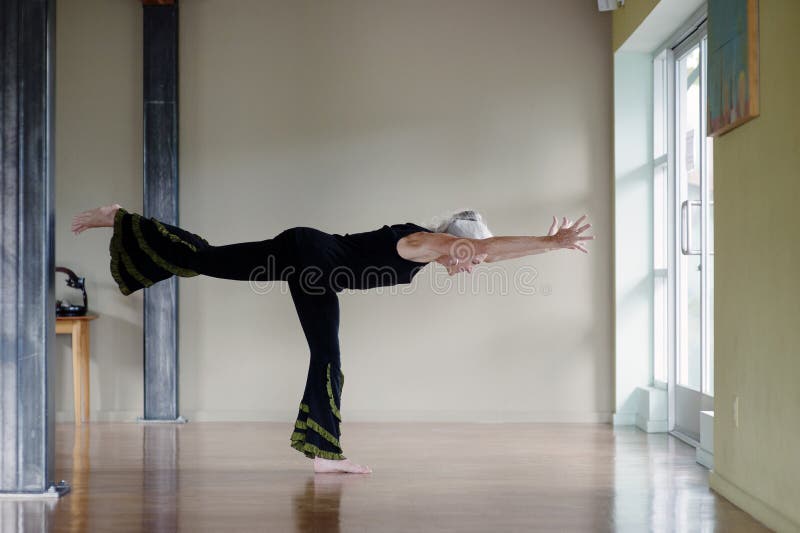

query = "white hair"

[{"left": 427, "top": 209, "right": 493, "bottom": 239}]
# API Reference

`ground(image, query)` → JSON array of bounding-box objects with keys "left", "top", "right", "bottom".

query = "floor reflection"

[
  {"left": 293, "top": 476, "right": 342, "bottom": 533},
  {"left": 292, "top": 474, "right": 369, "bottom": 533},
  {"left": 0, "top": 424, "right": 86, "bottom": 533},
  {"left": 612, "top": 427, "right": 720, "bottom": 533},
  {"left": 67, "top": 423, "right": 89, "bottom": 533},
  {"left": 0, "top": 499, "right": 59, "bottom": 533},
  {"left": 141, "top": 425, "right": 179, "bottom": 533}
]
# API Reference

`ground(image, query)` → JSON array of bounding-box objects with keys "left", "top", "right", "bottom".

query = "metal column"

[
  {"left": 141, "top": 0, "right": 184, "bottom": 422},
  {"left": 0, "top": 0, "right": 68, "bottom": 496}
]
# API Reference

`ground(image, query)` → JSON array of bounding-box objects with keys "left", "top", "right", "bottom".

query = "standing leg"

[
  {"left": 287, "top": 281, "right": 371, "bottom": 473},
  {"left": 288, "top": 281, "right": 345, "bottom": 459}
]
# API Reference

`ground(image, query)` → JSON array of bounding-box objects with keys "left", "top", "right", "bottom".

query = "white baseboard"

[
  {"left": 634, "top": 386, "right": 668, "bottom": 432},
  {"left": 342, "top": 410, "right": 613, "bottom": 423},
  {"left": 56, "top": 410, "right": 141, "bottom": 423},
  {"left": 58, "top": 410, "right": 613, "bottom": 424},
  {"left": 709, "top": 470, "right": 800, "bottom": 533},
  {"left": 183, "top": 410, "right": 290, "bottom": 422},
  {"left": 695, "top": 447, "right": 713, "bottom": 470},
  {"left": 613, "top": 412, "right": 636, "bottom": 425},
  {"left": 696, "top": 410, "right": 714, "bottom": 469},
  {"left": 188, "top": 410, "right": 614, "bottom": 423},
  {"left": 635, "top": 413, "right": 668, "bottom": 433}
]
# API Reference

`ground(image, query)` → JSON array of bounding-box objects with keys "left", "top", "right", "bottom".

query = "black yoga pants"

[{"left": 109, "top": 208, "right": 347, "bottom": 459}]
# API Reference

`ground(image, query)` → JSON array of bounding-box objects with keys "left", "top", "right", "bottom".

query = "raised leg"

[
  {"left": 105, "top": 208, "right": 299, "bottom": 295},
  {"left": 192, "top": 236, "right": 297, "bottom": 282}
]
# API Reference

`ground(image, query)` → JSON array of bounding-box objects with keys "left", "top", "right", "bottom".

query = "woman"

[{"left": 72, "top": 204, "right": 594, "bottom": 474}]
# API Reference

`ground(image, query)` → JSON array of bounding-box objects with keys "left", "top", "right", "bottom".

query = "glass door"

[{"left": 671, "top": 26, "right": 714, "bottom": 442}]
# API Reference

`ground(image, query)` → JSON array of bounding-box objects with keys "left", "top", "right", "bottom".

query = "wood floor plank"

[{"left": 0, "top": 422, "right": 771, "bottom": 532}]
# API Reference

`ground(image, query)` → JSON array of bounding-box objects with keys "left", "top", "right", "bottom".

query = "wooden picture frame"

[{"left": 707, "top": 0, "right": 760, "bottom": 137}]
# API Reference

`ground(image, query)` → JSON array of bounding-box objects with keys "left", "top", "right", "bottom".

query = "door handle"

[{"left": 680, "top": 200, "right": 702, "bottom": 255}]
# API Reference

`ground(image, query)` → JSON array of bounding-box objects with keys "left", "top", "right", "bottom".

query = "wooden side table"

[{"left": 56, "top": 314, "right": 98, "bottom": 424}]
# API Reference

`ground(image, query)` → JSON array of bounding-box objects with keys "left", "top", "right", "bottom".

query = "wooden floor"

[{"left": 0, "top": 422, "right": 770, "bottom": 532}]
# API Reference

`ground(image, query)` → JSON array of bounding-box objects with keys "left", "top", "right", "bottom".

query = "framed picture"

[{"left": 707, "top": 0, "right": 759, "bottom": 137}]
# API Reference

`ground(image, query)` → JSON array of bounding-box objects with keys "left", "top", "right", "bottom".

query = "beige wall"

[
  {"left": 55, "top": 0, "right": 612, "bottom": 424},
  {"left": 709, "top": 1, "right": 800, "bottom": 529},
  {"left": 54, "top": 0, "right": 143, "bottom": 421}
]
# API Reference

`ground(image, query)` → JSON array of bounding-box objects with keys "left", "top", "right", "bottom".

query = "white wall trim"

[
  {"left": 613, "top": 412, "right": 636, "bottom": 425},
  {"left": 56, "top": 410, "right": 142, "bottom": 423},
  {"left": 695, "top": 448, "right": 713, "bottom": 470},
  {"left": 636, "top": 414, "right": 668, "bottom": 433},
  {"left": 187, "top": 410, "right": 614, "bottom": 424},
  {"left": 635, "top": 385, "right": 668, "bottom": 432},
  {"left": 709, "top": 470, "right": 800, "bottom": 533},
  {"left": 619, "top": 0, "right": 706, "bottom": 53},
  {"left": 696, "top": 410, "right": 713, "bottom": 469},
  {"left": 58, "top": 410, "right": 614, "bottom": 424}
]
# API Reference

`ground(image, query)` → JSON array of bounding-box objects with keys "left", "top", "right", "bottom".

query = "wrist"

[{"left": 541, "top": 235, "right": 559, "bottom": 249}]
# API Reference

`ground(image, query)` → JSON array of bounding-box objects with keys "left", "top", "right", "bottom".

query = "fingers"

[
  {"left": 555, "top": 214, "right": 594, "bottom": 242},
  {"left": 569, "top": 243, "right": 589, "bottom": 254},
  {"left": 547, "top": 213, "right": 592, "bottom": 253},
  {"left": 560, "top": 215, "right": 589, "bottom": 230},
  {"left": 569, "top": 215, "right": 587, "bottom": 229},
  {"left": 548, "top": 215, "right": 558, "bottom": 236}
]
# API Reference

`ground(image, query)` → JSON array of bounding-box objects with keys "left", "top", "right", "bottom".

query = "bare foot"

[
  {"left": 71, "top": 204, "right": 122, "bottom": 235},
  {"left": 313, "top": 457, "right": 372, "bottom": 474}
]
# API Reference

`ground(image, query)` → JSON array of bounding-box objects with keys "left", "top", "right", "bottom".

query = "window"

[{"left": 652, "top": 50, "right": 668, "bottom": 387}]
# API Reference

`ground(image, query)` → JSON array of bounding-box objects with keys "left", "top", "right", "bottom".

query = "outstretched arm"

[
  {"left": 479, "top": 215, "right": 594, "bottom": 261},
  {"left": 397, "top": 215, "right": 594, "bottom": 270}
]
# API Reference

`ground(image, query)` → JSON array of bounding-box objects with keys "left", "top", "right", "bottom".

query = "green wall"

[
  {"left": 709, "top": 0, "right": 800, "bottom": 530},
  {"left": 612, "top": 0, "right": 660, "bottom": 51}
]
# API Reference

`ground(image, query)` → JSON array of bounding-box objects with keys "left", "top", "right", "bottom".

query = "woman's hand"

[{"left": 547, "top": 214, "right": 594, "bottom": 253}]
